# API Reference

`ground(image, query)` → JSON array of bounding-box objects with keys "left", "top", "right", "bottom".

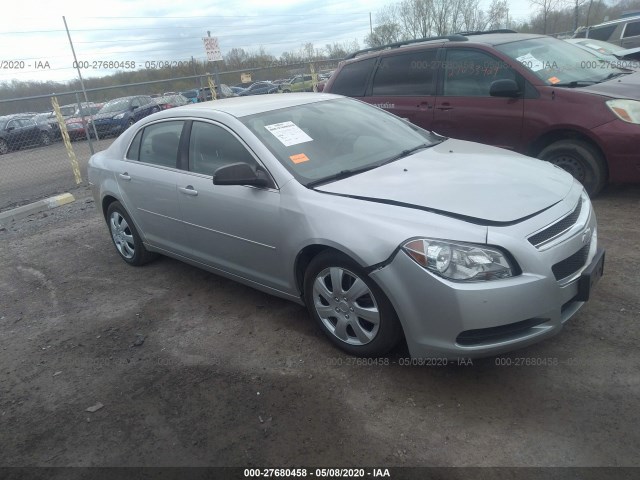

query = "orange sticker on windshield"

[
  {"left": 290, "top": 153, "right": 309, "bottom": 164},
  {"left": 548, "top": 76, "right": 560, "bottom": 84}
]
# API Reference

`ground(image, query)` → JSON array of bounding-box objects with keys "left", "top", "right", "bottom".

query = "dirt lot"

[{"left": 0, "top": 184, "right": 638, "bottom": 470}]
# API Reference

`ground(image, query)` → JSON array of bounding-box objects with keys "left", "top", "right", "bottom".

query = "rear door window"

[
  {"left": 137, "top": 121, "right": 185, "bottom": 167},
  {"left": 330, "top": 58, "right": 376, "bottom": 97},
  {"left": 372, "top": 50, "right": 438, "bottom": 96}
]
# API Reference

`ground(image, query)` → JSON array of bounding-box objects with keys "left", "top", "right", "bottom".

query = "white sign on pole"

[{"left": 202, "top": 37, "right": 223, "bottom": 62}]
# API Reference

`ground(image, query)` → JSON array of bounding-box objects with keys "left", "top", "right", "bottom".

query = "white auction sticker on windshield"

[
  {"left": 516, "top": 53, "right": 544, "bottom": 72},
  {"left": 264, "top": 121, "right": 313, "bottom": 147}
]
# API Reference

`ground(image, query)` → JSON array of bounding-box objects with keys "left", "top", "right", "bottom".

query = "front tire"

[
  {"left": 538, "top": 139, "right": 607, "bottom": 196},
  {"left": 304, "top": 251, "right": 402, "bottom": 357},
  {"left": 106, "top": 201, "right": 157, "bottom": 266},
  {"left": 0, "top": 139, "right": 8, "bottom": 155}
]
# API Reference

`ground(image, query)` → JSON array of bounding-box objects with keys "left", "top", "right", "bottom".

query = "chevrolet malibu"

[{"left": 88, "top": 93, "right": 605, "bottom": 359}]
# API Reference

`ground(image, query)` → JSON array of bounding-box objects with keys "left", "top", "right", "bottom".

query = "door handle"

[
  {"left": 435, "top": 104, "right": 453, "bottom": 111},
  {"left": 417, "top": 102, "right": 432, "bottom": 110},
  {"left": 179, "top": 186, "right": 198, "bottom": 196},
  {"left": 119, "top": 172, "right": 131, "bottom": 181}
]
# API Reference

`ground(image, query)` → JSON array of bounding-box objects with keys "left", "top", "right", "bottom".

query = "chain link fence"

[{"left": 0, "top": 59, "right": 340, "bottom": 212}]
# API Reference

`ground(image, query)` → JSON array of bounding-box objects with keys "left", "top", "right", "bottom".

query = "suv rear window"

[
  {"left": 372, "top": 50, "right": 438, "bottom": 96},
  {"left": 330, "top": 58, "right": 376, "bottom": 97},
  {"left": 587, "top": 24, "right": 617, "bottom": 41}
]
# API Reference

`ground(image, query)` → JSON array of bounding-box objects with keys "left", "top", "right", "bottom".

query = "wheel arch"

[
  {"left": 526, "top": 128, "right": 609, "bottom": 180},
  {"left": 101, "top": 195, "right": 119, "bottom": 221},
  {"left": 294, "top": 244, "right": 373, "bottom": 298}
]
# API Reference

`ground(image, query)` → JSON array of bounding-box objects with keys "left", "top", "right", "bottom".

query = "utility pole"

[{"left": 369, "top": 12, "right": 373, "bottom": 35}]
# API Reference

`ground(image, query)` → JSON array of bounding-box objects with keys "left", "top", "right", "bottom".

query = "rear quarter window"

[
  {"left": 623, "top": 21, "right": 640, "bottom": 38},
  {"left": 587, "top": 24, "right": 617, "bottom": 41},
  {"left": 330, "top": 58, "right": 376, "bottom": 97}
]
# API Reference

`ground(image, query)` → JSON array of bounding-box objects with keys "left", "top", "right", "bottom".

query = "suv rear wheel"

[{"left": 538, "top": 139, "right": 607, "bottom": 196}]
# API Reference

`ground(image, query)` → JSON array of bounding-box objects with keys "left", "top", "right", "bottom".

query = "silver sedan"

[{"left": 88, "top": 93, "right": 605, "bottom": 359}]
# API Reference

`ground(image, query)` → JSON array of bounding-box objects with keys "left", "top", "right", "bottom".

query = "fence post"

[{"left": 51, "top": 96, "right": 82, "bottom": 185}]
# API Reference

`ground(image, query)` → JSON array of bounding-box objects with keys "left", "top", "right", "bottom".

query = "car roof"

[
  {"left": 156, "top": 92, "right": 341, "bottom": 118},
  {"left": 345, "top": 32, "right": 547, "bottom": 61},
  {"left": 585, "top": 14, "right": 640, "bottom": 28}
]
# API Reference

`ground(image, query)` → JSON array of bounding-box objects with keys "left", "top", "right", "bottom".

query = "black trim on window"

[{"left": 178, "top": 120, "right": 192, "bottom": 171}]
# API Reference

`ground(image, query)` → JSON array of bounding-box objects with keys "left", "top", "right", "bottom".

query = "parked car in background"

[
  {"left": 88, "top": 94, "right": 604, "bottom": 359},
  {"left": 573, "top": 15, "right": 640, "bottom": 48},
  {"left": 197, "top": 84, "right": 236, "bottom": 102},
  {"left": 324, "top": 31, "right": 640, "bottom": 196},
  {"left": 230, "top": 86, "right": 246, "bottom": 95},
  {"left": 565, "top": 38, "right": 640, "bottom": 68},
  {"left": 0, "top": 115, "right": 53, "bottom": 154},
  {"left": 180, "top": 89, "right": 199, "bottom": 103},
  {"left": 89, "top": 95, "right": 159, "bottom": 138},
  {"left": 32, "top": 102, "right": 101, "bottom": 140},
  {"left": 155, "top": 94, "right": 189, "bottom": 110},
  {"left": 64, "top": 103, "right": 104, "bottom": 141},
  {"left": 237, "top": 81, "right": 279, "bottom": 96},
  {"left": 279, "top": 74, "right": 314, "bottom": 93},
  {"left": 33, "top": 112, "right": 62, "bottom": 140}
]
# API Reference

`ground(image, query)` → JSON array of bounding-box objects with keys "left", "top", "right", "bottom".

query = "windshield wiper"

[
  {"left": 379, "top": 142, "right": 438, "bottom": 166},
  {"left": 601, "top": 71, "right": 632, "bottom": 81},
  {"left": 553, "top": 80, "right": 600, "bottom": 88},
  {"left": 306, "top": 165, "right": 379, "bottom": 188},
  {"left": 306, "top": 141, "right": 441, "bottom": 188}
]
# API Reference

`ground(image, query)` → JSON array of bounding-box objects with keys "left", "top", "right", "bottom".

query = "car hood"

[
  {"left": 577, "top": 70, "right": 640, "bottom": 99},
  {"left": 92, "top": 111, "right": 124, "bottom": 121},
  {"left": 314, "top": 139, "right": 573, "bottom": 225}
]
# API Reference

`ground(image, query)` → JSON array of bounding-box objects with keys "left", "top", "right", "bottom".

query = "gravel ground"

[{"left": 0, "top": 184, "right": 638, "bottom": 471}]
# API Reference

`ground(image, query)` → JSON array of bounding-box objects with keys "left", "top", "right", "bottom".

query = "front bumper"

[
  {"left": 91, "top": 120, "right": 124, "bottom": 137},
  {"left": 370, "top": 191, "right": 602, "bottom": 359},
  {"left": 591, "top": 118, "right": 640, "bottom": 183}
]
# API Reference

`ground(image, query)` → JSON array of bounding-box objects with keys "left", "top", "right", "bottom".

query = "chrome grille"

[{"left": 529, "top": 199, "right": 582, "bottom": 248}]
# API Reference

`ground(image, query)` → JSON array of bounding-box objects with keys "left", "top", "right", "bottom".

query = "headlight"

[
  {"left": 402, "top": 238, "right": 516, "bottom": 281},
  {"left": 113, "top": 113, "right": 125, "bottom": 120},
  {"left": 606, "top": 99, "right": 640, "bottom": 124}
]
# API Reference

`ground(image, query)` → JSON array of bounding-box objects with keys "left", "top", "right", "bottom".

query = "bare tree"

[
  {"left": 530, "top": 0, "right": 565, "bottom": 34},
  {"left": 485, "top": 0, "right": 510, "bottom": 30}
]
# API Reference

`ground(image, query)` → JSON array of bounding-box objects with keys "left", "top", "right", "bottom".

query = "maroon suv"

[{"left": 324, "top": 31, "right": 640, "bottom": 195}]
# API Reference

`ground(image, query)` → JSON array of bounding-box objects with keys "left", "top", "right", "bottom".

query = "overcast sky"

[{"left": 1, "top": 0, "right": 534, "bottom": 84}]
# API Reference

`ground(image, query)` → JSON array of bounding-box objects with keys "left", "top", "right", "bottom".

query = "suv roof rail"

[
  {"left": 455, "top": 29, "right": 518, "bottom": 36},
  {"left": 344, "top": 35, "right": 468, "bottom": 60}
]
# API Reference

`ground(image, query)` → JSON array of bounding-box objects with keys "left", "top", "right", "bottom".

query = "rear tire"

[
  {"left": 538, "top": 139, "right": 607, "bottom": 196},
  {"left": 40, "top": 132, "right": 51, "bottom": 146},
  {"left": 106, "top": 201, "right": 157, "bottom": 266},
  {"left": 304, "top": 251, "right": 402, "bottom": 357},
  {"left": 0, "top": 139, "right": 8, "bottom": 155}
]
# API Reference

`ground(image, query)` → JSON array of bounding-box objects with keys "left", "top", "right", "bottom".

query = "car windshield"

[
  {"left": 59, "top": 106, "right": 76, "bottom": 116},
  {"left": 99, "top": 99, "right": 130, "bottom": 113},
  {"left": 496, "top": 37, "right": 628, "bottom": 85},
  {"left": 241, "top": 98, "right": 441, "bottom": 186}
]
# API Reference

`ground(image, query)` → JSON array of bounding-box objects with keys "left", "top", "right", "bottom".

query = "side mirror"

[
  {"left": 490, "top": 79, "right": 521, "bottom": 98},
  {"left": 6, "top": 126, "right": 15, "bottom": 131},
  {"left": 131, "top": 105, "right": 139, "bottom": 111},
  {"left": 213, "top": 162, "right": 270, "bottom": 188}
]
